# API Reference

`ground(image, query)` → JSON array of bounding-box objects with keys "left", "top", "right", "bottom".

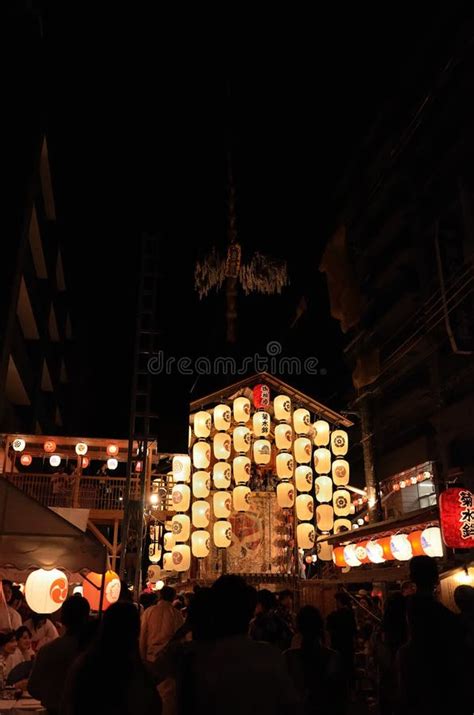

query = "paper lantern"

[
  {"left": 172, "top": 544, "right": 191, "bottom": 572},
  {"left": 233, "top": 486, "right": 251, "bottom": 512},
  {"left": 194, "top": 411, "right": 212, "bottom": 438},
  {"left": 332, "top": 459, "right": 350, "bottom": 486},
  {"left": 136, "top": 460, "right": 142, "bottom": 473},
  {"left": 315, "top": 476, "right": 333, "bottom": 503},
  {"left": 274, "top": 395, "right": 291, "bottom": 422},
  {"left": 106, "top": 443, "right": 119, "bottom": 457},
  {"left": 293, "top": 408, "right": 311, "bottom": 435},
  {"left": 316, "top": 504, "right": 334, "bottom": 532},
  {"left": 365, "top": 540, "right": 386, "bottom": 564},
  {"left": 193, "top": 441, "right": 210, "bottom": 469},
  {"left": 49, "top": 454, "right": 61, "bottom": 468},
  {"left": 333, "top": 547, "right": 347, "bottom": 567},
  {"left": 83, "top": 570, "right": 120, "bottom": 611},
  {"left": 82, "top": 456, "right": 89, "bottom": 468},
  {"left": 253, "top": 383, "right": 271, "bottom": 409},
  {"left": 275, "top": 424, "right": 293, "bottom": 450},
  {"left": 440, "top": 488, "right": 474, "bottom": 548},
  {"left": 73, "top": 585, "right": 83, "bottom": 596},
  {"left": 233, "top": 426, "right": 251, "bottom": 453},
  {"left": 331, "top": 430, "right": 348, "bottom": 456},
  {"left": 294, "top": 437, "right": 312, "bottom": 464},
  {"left": 313, "top": 420, "right": 330, "bottom": 446},
  {"left": 233, "top": 456, "right": 251, "bottom": 484},
  {"left": 12, "top": 438, "right": 26, "bottom": 452},
  {"left": 171, "top": 514, "right": 191, "bottom": 542},
  {"left": 253, "top": 411, "right": 271, "bottom": 437},
  {"left": 107, "top": 458, "right": 118, "bottom": 470},
  {"left": 213, "top": 433, "right": 231, "bottom": 460},
  {"left": 277, "top": 482, "right": 295, "bottom": 508},
  {"left": 390, "top": 534, "right": 413, "bottom": 561},
  {"left": 333, "top": 489, "right": 351, "bottom": 517},
  {"left": 192, "top": 471, "right": 211, "bottom": 498},
  {"left": 314, "top": 448, "right": 331, "bottom": 474},
  {"left": 214, "top": 404, "right": 231, "bottom": 431},
  {"left": 334, "top": 518, "right": 352, "bottom": 534},
  {"left": 297, "top": 523, "right": 316, "bottom": 549},
  {"left": 421, "top": 526, "right": 443, "bottom": 557},
  {"left": 296, "top": 494, "right": 314, "bottom": 521},
  {"left": 163, "top": 531, "right": 175, "bottom": 551},
  {"left": 192, "top": 500, "right": 210, "bottom": 528},
  {"left": 75, "top": 442, "right": 88, "bottom": 456},
  {"left": 192, "top": 530, "right": 210, "bottom": 558},
  {"left": 148, "top": 543, "right": 162, "bottom": 564},
  {"left": 213, "top": 491, "right": 232, "bottom": 519},
  {"left": 147, "top": 565, "right": 162, "bottom": 584},
  {"left": 253, "top": 439, "right": 271, "bottom": 465},
  {"left": 213, "top": 462, "right": 231, "bottom": 489},
  {"left": 316, "top": 538, "right": 333, "bottom": 562},
  {"left": 25, "top": 568, "right": 69, "bottom": 614},
  {"left": 295, "top": 466, "right": 313, "bottom": 493},
  {"left": 343, "top": 544, "right": 362, "bottom": 567},
  {"left": 172, "top": 484, "right": 191, "bottom": 512},
  {"left": 162, "top": 552, "right": 174, "bottom": 571},
  {"left": 214, "top": 520, "right": 232, "bottom": 548},
  {"left": 173, "top": 455, "right": 191, "bottom": 483},
  {"left": 233, "top": 397, "right": 250, "bottom": 423},
  {"left": 408, "top": 530, "right": 424, "bottom": 557},
  {"left": 20, "top": 453, "right": 32, "bottom": 466},
  {"left": 353, "top": 541, "right": 370, "bottom": 564},
  {"left": 44, "top": 440, "right": 56, "bottom": 453},
  {"left": 276, "top": 452, "right": 294, "bottom": 479}
]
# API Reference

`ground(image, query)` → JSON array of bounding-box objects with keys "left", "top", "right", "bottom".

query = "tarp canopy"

[{"left": 0, "top": 479, "right": 106, "bottom": 573}]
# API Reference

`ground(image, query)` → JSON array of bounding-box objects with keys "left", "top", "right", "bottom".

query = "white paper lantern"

[
  {"left": 148, "top": 542, "right": 162, "bottom": 564},
  {"left": 192, "top": 500, "right": 211, "bottom": 528},
  {"left": 75, "top": 442, "right": 88, "bottom": 456},
  {"left": 343, "top": 544, "right": 362, "bottom": 567},
  {"left": 107, "top": 457, "right": 118, "bottom": 470},
  {"left": 171, "top": 514, "right": 190, "bottom": 542},
  {"left": 73, "top": 585, "right": 83, "bottom": 596},
  {"left": 315, "top": 476, "right": 333, "bottom": 503},
  {"left": 12, "top": 438, "right": 26, "bottom": 452},
  {"left": 192, "top": 471, "right": 211, "bottom": 498},
  {"left": 276, "top": 452, "right": 294, "bottom": 479},
  {"left": 274, "top": 424, "right": 293, "bottom": 450},
  {"left": 172, "top": 484, "right": 191, "bottom": 512},
  {"left": 277, "top": 482, "right": 295, "bottom": 508},
  {"left": 297, "top": 523, "right": 316, "bottom": 549},
  {"left": 334, "top": 518, "right": 352, "bottom": 534},
  {"left": 233, "top": 456, "right": 251, "bottom": 484},
  {"left": 193, "top": 441, "right": 211, "bottom": 469},
  {"left": 192, "top": 530, "right": 210, "bottom": 558},
  {"left": 194, "top": 411, "right": 212, "bottom": 438},
  {"left": 233, "top": 397, "right": 251, "bottom": 423},
  {"left": 313, "top": 420, "right": 330, "bottom": 446},
  {"left": 163, "top": 531, "right": 175, "bottom": 551},
  {"left": 49, "top": 454, "right": 61, "bottom": 468},
  {"left": 332, "top": 459, "right": 350, "bottom": 486},
  {"left": 294, "top": 437, "right": 312, "bottom": 464},
  {"left": 366, "top": 540, "right": 385, "bottom": 564},
  {"left": 313, "top": 448, "right": 331, "bottom": 474},
  {"left": 213, "top": 520, "right": 232, "bottom": 548},
  {"left": 421, "top": 526, "right": 443, "bottom": 557},
  {"left": 162, "top": 552, "right": 174, "bottom": 571},
  {"left": 213, "top": 491, "right": 232, "bottom": 519},
  {"left": 333, "top": 489, "right": 351, "bottom": 517},
  {"left": 214, "top": 404, "right": 232, "bottom": 431},
  {"left": 253, "top": 439, "right": 271, "bottom": 465},
  {"left": 296, "top": 494, "right": 314, "bottom": 521},
  {"left": 390, "top": 534, "right": 413, "bottom": 561},
  {"left": 233, "top": 486, "right": 251, "bottom": 512},
  {"left": 317, "top": 538, "right": 334, "bottom": 562},
  {"left": 172, "top": 544, "right": 191, "bottom": 572},
  {"left": 331, "top": 429, "right": 348, "bottom": 456},
  {"left": 173, "top": 455, "right": 191, "bottom": 483},
  {"left": 316, "top": 504, "right": 334, "bottom": 532},
  {"left": 274, "top": 395, "right": 292, "bottom": 422},
  {"left": 213, "top": 433, "right": 231, "bottom": 460},
  {"left": 295, "top": 466, "right": 313, "bottom": 492},
  {"left": 233, "top": 426, "right": 251, "bottom": 453},
  {"left": 293, "top": 408, "right": 311, "bottom": 434},
  {"left": 25, "top": 568, "right": 68, "bottom": 614},
  {"left": 253, "top": 411, "right": 271, "bottom": 437},
  {"left": 213, "top": 462, "right": 231, "bottom": 489}
]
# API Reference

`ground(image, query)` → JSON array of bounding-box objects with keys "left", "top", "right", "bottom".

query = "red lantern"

[
  {"left": 253, "top": 384, "right": 271, "bottom": 409},
  {"left": 82, "top": 456, "right": 89, "bottom": 468},
  {"left": 107, "top": 443, "right": 119, "bottom": 457},
  {"left": 378, "top": 536, "right": 394, "bottom": 561},
  {"left": 332, "top": 546, "right": 347, "bottom": 567},
  {"left": 440, "top": 488, "right": 474, "bottom": 548},
  {"left": 136, "top": 461, "right": 142, "bottom": 473},
  {"left": 408, "top": 530, "right": 424, "bottom": 556},
  {"left": 20, "top": 454, "right": 32, "bottom": 467},
  {"left": 44, "top": 440, "right": 56, "bottom": 453},
  {"left": 83, "top": 570, "right": 121, "bottom": 611}
]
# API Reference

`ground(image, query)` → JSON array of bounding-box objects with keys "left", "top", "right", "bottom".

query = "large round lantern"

[
  {"left": 172, "top": 544, "right": 191, "bottom": 572},
  {"left": 233, "top": 486, "right": 251, "bottom": 512},
  {"left": 296, "top": 494, "right": 314, "bottom": 521},
  {"left": 253, "top": 383, "right": 271, "bottom": 409},
  {"left": 276, "top": 452, "right": 294, "bottom": 479},
  {"left": 213, "top": 433, "right": 231, "bottom": 460},
  {"left": 316, "top": 538, "right": 333, "bottom": 562},
  {"left": 253, "top": 439, "right": 271, "bottom": 465},
  {"left": 313, "top": 420, "right": 330, "bottom": 447},
  {"left": 275, "top": 424, "right": 293, "bottom": 450},
  {"left": 25, "top": 568, "right": 68, "bottom": 614},
  {"left": 334, "top": 518, "right": 352, "bottom": 534},
  {"left": 75, "top": 442, "right": 88, "bottom": 456},
  {"left": 171, "top": 514, "right": 191, "bottom": 542},
  {"left": 149, "top": 543, "right": 162, "bottom": 564},
  {"left": 343, "top": 544, "right": 362, "bottom": 567},
  {"left": 172, "top": 484, "right": 191, "bottom": 512},
  {"left": 390, "top": 534, "right": 413, "bottom": 561},
  {"left": 253, "top": 411, "right": 271, "bottom": 437},
  {"left": 313, "top": 448, "right": 331, "bottom": 474},
  {"left": 194, "top": 411, "right": 212, "bottom": 438},
  {"left": 333, "top": 489, "right": 351, "bottom": 517},
  {"left": 421, "top": 526, "right": 443, "bottom": 557},
  {"left": 297, "top": 523, "right": 315, "bottom": 549},
  {"left": 193, "top": 441, "right": 210, "bottom": 469},
  {"left": 274, "top": 395, "right": 291, "bottom": 422},
  {"left": 294, "top": 437, "right": 312, "bottom": 464},
  {"left": 233, "top": 397, "right": 250, "bottom": 423},
  {"left": 315, "top": 476, "right": 333, "bottom": 503},
  {"left": 20, "top": 453, "right": 32, "bottom": 467},
  {"left": 316, "top": 504, "right": 334, "bottom": 532},
  {"left": 353, "top": 541, "right": 370, "bottom": 564},
  {"left": 214, "top": 404, "right": 231, "bottom": 431},
  {"left": 192, "top": 471, "right": 211, "bottom": 498},
  {"left": 163, "top": 531, "right": 175, "bottom": 551},
  {"left": 295, "top": 466, "right": 313, "bottom": 492},
  {"left": 192, "top": 500, "right": 210, "bottom": 528},
  {"left": 213, "top": 491, "right": 232, "bottom": 519},
  {"left": 332, "top": 459, "right": 350, "bottom": 486},
  {"left": 213, "top": 462, "right": 231, "bottom": 489},
  {"left": 192, "top": 530, "right": 210, "bottom": 558},
  {"left": 214, "top": 520, "right": 232, "bottom": 548},
  {"left": 233, "top": 456, "right": 251, "bottom": 484},
  {"left": 331, "top": 429, "right": 348, "bottom": 456},
  {"left": 107, "top": 458, "right": 118, "bottom": 470},
  {"left": 333, "top": 547, "right": 347, "bottom": 567},
  {"left": 293, "top": 408, "right": 311, "bottom": 434},
  {"left": 173, "top": 455, "right": 191, "bottom": 483},
  {"left": 408, "top": 530, "right": 424, "bottom": 557},
  {"left": 49, "top": 455, "right": 61, "bottom": 468},
  {"left": 83, "top": 570, "right": 120, "bottom": 612},
  {"left": 233, "top": 426, "right": 251, "bottom": 453},
  {"left": 365, "top": 540, "right": 386, "bottom": 564},
  {"left": 277, "top": 482, "right": 295, "bottom": 509},
  {"left": 162, "top": 552, "right": 174, "bottom": 571},
  {"left": 106, "top": 443, "right": 119, "bottom": 457},
  {"left": 43, "top": 440, "right": 56, "bottom": 453},
  {"left": 12, "top": 438, "right": 26, "bottom": 452}
]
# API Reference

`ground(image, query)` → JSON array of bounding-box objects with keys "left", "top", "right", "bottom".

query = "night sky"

[{"left": 37, "top": 4, "right": 471, "bottom": 442}]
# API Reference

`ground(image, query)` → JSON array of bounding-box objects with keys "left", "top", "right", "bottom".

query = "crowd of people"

[{"left": 0, "top": 556, "right": 473, "bottom": 714}]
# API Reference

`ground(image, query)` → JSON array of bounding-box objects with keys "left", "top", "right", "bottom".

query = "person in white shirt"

[
  {"left": 23, "top": 614, "right": 59, "bottom": 651},
  {"left": 1, "top": 580, "right": 22, "bottom": 630}
]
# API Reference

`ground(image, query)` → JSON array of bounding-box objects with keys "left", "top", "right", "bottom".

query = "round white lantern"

[
  {"left": 49, "top": 454, "right": 61, "bottom": 468},
  {"left": 25, "top": 568, "right": 68, "bottom": 614},
  {"left": 343, "top": 544, "right": 362, "bottom": 567},
  {"left": 316, "top": 504, "right": 334, "bottom": 532},
  {"left": 163, "top": 531, "right": 175, "bottom": 551},
  {"left": 297, "top": 523, "right": 316, "bottom": 549},
  {"left": 253, "top": 411, "right": 271, "bottom": 437},
  {"left": 233, "top": 456, "right": 251, "bottom": 484},
  {"left": 421, "top": 526, "right": 443, "bottom": 557},
  {"left": 73, "top": 585, "right": 83, "bottom": 596},
  {"left": 192, "top": 471, "right": 211, "bottom": 498},
  {"left": 172, "top": 544, "right": 191, "bottom": 572},
  {"left": 316, "top": 538, "right": 333, "bottom": 562},
  {"left": 213, "top": 462, "right": 231, "bottom": 489},
  {"left": 295, "top": 466, "right": 313, "bottom": 492},
  {"left": 390, "top": 534, "right": 413, "bottom": 561},
  {"left": 162, "top": 552, "right": 174, "bottom": 571},
  {"left": 313, "top": 448, "right": 331, "bottom": 474},
  {"left": 366, "top": 540, "right": 385, "bottom": 564},
  {"left": 233, "top": 426, "right": 251, "bottom": 453},
  {"left": 331, "top": 429, "right": 348, "bottom": 456},
  {"left": 171, "top": 514, "right": 190, "bottom": 542},
  {"left": 274, "top": 395, "right": 292, "bottom": 422},
  {"left": 192, "top": 530, "right": 210, "bottom": 558},
  {"left": 315, "top": 476, "right": 333, "bottom": 503},
  {"left": 296, "top": 494, "right": 314, "bottom": 521},
  {"left": 107, "top": 457, "right": 118, "bottom": 470},
  {"left": 334, "top": 518, "right": 352, "bottom": 534},
  {"left": 253, "top": 439, "right": 271, "bottom": 465},
  {"left": 276, "top": 452, "right": 294, "bottom": 479},
  {"left": 277, "top": 482, "right": 295, "bottom": 509},
  {"left": 233, "top": 396, "right": 251, "bottom": 423},
  {"left": 173, "top": 455, "right": 191, "bottom": 483},
  {"left": 75, "top": 442, "right": 88, "bottom": 456},
  {"left": 233, "top": 486, "right": 251, "bottom": 512},
  {"left": 213, "top": 491, "right": 232, "bottom": 519},
  {"left": 293, "top": 408, "right": 311, "bottom": 434},
  {"left": 193, "top": 441, "right": 211, "bottom": 469},
  {"left": 313, "top": 420, "right": 330, "bottom": 447},
  {"left": 213, "top": 433, "right": 231, "bottom": 460},
  {"left": 214, "top": 404, "right": 231, "bottom": 431},
  {"left": 275, "top": 424, "right": 293, "bottom": 450},
  {"left": 192, "top": 500, "right": 211, "bottom": 528},
  {"left": 294, "top": 437, "right": 312, "bottom": 464},
  {"left": 171, "top": 484, "right": 191, "bottom": 512},
  {"left": 333, "top": 489, "right": 351, "bottom": 517},
  {"left": 148, "top": 542, "right": 162, "bottom": 564},
  {"left": 332, "top": 459, "right": 350, "bottom": 486},
  {"left": 194, "top": 411, "right": 212, "bottom": 438},
  {"left": 214, "top": 520, "right": 232, "bottom": 548},
  {"left": 12, "top": 438, "right": 26, "bottom": 452}
]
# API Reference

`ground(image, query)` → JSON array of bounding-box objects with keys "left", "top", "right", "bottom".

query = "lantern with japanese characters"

[
  {"left": 213, "top": 462, "right": 231, "bottom": 489},
  {"left": 171, "top": 514, "right": 190, "bottom": 543},
  {"left": 276, "top": 452, "right": 294, "bottom": 479},
  {"left": 233, "top": 486, "right": 251, "bottom": 512},
  {"left": 172, "top": 544, "right": 191, "bottom": 572},
  {"left": 277, "top": 482, "right": 295, "bottom": 509},
  {"left": 214, "top": 520, "right": 232, "bottom": 548},
  {"left": 233, "top": 426, "right": 251, "bottom": 453},
  {"left": 331, "top": 430, "right": 348, "bottom": 456},
  {"left": 233, "top": 397, "right": 250, "bottom": 423},
  {"left": 253, "top": 384, "right": 271, "bottom": 409},
  {"left": 173, "top": 455, "right": 191, "bottom": 483},
  {"left": 253, "top": 439, "right": 271, "bottom": 465},
  {"left": 214, "top": 404, "right": 231, "bottom": 431},
  {"left": 295, "top": 466, "right": 313, "bottom": 493},
  {"left": 440, "top": 488, "right": 474, "bottom": 548},
  {"left": 297, "top": 523, "right": 316, "bottom": 549},
  {"left": 332, "top": 459, "right": 350, "bottom": 486},
  {"left": 293, "top": 408, "right": 311, "bottom": 435},
  {"left": 253, "top": 411, "right": 271, "bottom": 437},
  {"left": 294, "top": 437, "right": 312, "bottom": 464},
  {"left": 274, "top": 395, "right": 291, "bottom": 422},
  {"left": 172, "top": 484, "right": 191, "bottom": 512},
  {"left": 83, "top": 570, "right": 120, "bottom": 612},
  {"left": 275, "top": 424, "right": 293, "bottom": 450}
]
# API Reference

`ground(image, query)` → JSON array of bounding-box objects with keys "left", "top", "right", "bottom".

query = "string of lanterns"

[
  {"left": 332, "top": 526, "right": 443, "bottom": 567},
  {"left": 11, "top": 438, "right": 120, "bottom": 470}
]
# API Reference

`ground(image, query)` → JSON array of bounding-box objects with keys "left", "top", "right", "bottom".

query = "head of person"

[
  {"left": 2, "top": 580, "right": 13, "bottom": 605},
  {"left": 98, "top": 602, "right": 140, "bottom": 654},
  {"left": 255, "top": 589, "right": 276, "bottom": 615},
  {"left": 61, "top": 595, "right": 90, "bottom": 634},
  {"left": 0, "top": 630, "right": 17, "bottom": 656},
  {"left": 211, "top": 576, "right": 256, "bottom": 638},
  {"left": 15, "top": 626, "right": 32, "bottom": 653},
  {"left": 335, "top": 591, "right": 351, "bottom": 609},
  {"left": 409, "top": 556, "right": 439, "bottom": 595},
  {"left": 139, "top": 592, "right": 158, "bottom": 610},
  {"left": 278, "top": 589, "right": 293, "bottom": 611},
  {"left": 297, "top": 605, "right": 324, "bottom": 648},
  {"left": 401, "top": 580, "right": 416, "bottom": 597},
  {"left": 9, "top": 586, "right": 23, "bottom": 612},
  {"left": 160, "top": 586, "right": 176, "bottom": 603},
  {"left": 454, "top": 585, "right": 474, "bottom": 614}
]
